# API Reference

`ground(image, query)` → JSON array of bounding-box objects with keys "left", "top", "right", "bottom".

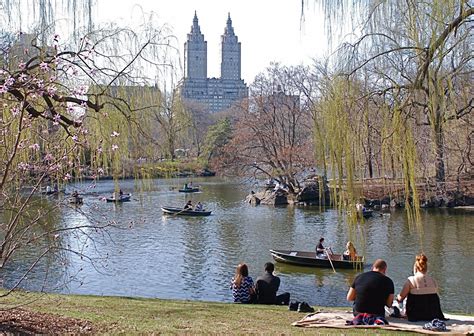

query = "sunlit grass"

[{"left": 0, "top": 290, "right": 418, "bottom": 334}]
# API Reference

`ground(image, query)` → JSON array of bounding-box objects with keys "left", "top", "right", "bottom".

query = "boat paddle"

[
  {"left": 325, "top": 248, "right": 336, "bottom": 273},
  {"left": 171, "top": 207, "right": 191, "bottom": 217}
]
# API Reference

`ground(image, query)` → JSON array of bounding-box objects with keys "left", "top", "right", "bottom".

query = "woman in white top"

[{"left": 397, "top": 253, "right": 445, "bottom": 321}]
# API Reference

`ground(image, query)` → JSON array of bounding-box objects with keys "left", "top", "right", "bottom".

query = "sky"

[{"left": 95, "top": 0, "right": 330, "bottom": 85}]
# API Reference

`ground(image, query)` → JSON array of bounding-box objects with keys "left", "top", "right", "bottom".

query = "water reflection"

[{"left": 2, "top": 178, "right": 473, "bottom": 313}]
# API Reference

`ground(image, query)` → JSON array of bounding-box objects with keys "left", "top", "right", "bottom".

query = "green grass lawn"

[{"left": 0, "top": 291, "right": 437, "bottom": 334}]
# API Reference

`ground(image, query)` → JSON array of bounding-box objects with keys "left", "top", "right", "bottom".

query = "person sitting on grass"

[
  {"left": 230, "top": 263, "right": 255, "bottom": 304},
  {"left": 397, "top": 253, "right": 445, "bottom": 322},
  {"left": 347, "top": 259, "right": 394, "bottom": 318},
  {"left": 255, "top": 262, "right": 290, "bottom": 305}
]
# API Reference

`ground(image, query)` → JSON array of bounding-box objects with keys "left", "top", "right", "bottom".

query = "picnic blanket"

[{"left": 292, "top": 310, "right": 474, "bottom": 335}]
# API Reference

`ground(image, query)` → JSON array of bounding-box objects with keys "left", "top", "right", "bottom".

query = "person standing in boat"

[{"left": 316, "top": 237, "right": 326, "bottom": 258}]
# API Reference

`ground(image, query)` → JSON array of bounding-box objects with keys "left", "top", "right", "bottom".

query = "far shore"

[{"left": 0, "top": 290, "right": 472, "bottom": 334}]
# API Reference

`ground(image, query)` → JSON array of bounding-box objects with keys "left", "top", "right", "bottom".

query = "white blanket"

[{"left": 293, "top": 310, "right": 474, "bottom": 335}]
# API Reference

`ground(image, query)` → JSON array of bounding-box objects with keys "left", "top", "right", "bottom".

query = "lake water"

[{"left": 3, "top": 178, "right": 473, "bottom": 313}]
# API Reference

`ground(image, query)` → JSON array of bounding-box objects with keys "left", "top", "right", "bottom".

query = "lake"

[{"left": 3, "top": 177, "right": 473, "bottom": 313}]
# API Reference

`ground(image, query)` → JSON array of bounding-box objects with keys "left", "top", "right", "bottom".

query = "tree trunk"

[{"left": 434, "top": 127, "right": 445, "bottom": 182}]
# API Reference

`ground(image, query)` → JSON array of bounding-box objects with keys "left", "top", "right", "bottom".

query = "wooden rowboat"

[
  {"left": 106, "top": 194, "right": 131, "bottom": 202},
  {"left": 161, "top": 206, "right": 211, "bottom": 216},
  {"left": 362, "top": 209, "right": 373, "bottom": 218},
  {"left": 178, "top": 187, "right": 200, "bottom": 193},
  {"left": 269, "top": 249, "right": 364, "bottom": 269},
  {"left": 68, "top": 196, "right": 83, "bottom": 204}
]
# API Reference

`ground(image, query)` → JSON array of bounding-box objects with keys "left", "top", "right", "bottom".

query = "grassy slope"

[{"left": 1, "top": 291, "right": 443, "bottom": 334}]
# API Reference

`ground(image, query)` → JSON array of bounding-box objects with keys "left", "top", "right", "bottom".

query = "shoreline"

[{"left": 1, "top": 290, "right": 472, "bottom": 334}]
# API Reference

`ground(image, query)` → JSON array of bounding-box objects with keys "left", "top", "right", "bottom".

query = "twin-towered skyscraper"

[{"left": 180, "top": 12, "right": 248, "bottom": 113}]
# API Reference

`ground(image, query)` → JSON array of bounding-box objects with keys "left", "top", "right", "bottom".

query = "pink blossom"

[
  {"left": 44, "top": 153, "right": 54, "bottom": 161},
  {"left": 18, "top": 162, "right": 30, "bottom": 171},
  {"left": 111, "top": 131, "right": 120, "bottom": 137},
  {"left": 39, "top": 62, "right": 49, "bottom": 71},
  {"left": 81, "top": 101, "right": 88, "bottom": 108},
  {"left": 97, "top": 168, "right": 104, "bottom": 175},
  {"left": 0, "top": 86, "right": 7, "bottom": 94},
  {"left": 19, "top": 73, "right": 28, "bottom": 82},
  {"left": 5, "top": 77, "right": 14, "bottom": 86},
  {"left": 111, "top": 144, "right": 119, "bottom": 151},
  {"left": 11, "top": 106, "right": 20, "bottom": 116},
  {"left": 74, "top": 85, "right": 87, "bottom": 95},
  {"left": 18, "top": 62, "right": 26, "bottom": 70},
  {"left": 67, "top": 105, "right": 75, "bottom": 113},
  {"left": 64, "top": 173, "right": 71, "bottom": 181},
  {"left": 35, "top": 79, "right": 44, "bottom": 89},
  {"left": 47, "top": 86, "right": 57, "bottom": 96},
  {"left": 97, "top": 147, "right": 103, "bottom": 153},
  {"left": 29, "top": 143, "right": 40, "bottom": 151},
  {"left": 72, "top": 135, "right": 79, "bottom": 142},
  {"left": 53, "top": 114, "right": 61, "bottom": 125}
]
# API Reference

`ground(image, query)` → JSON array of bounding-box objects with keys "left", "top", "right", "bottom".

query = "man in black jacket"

[{"left": 255, "top": 262, "right": 290, "bottom": 305}]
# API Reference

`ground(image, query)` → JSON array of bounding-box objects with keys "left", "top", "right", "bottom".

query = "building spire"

[
  {"left": 224, "top": 13, "right": 235, "bottom": 36},
  {"left": 191, "top": 11, "right": 201, "bottom": 35}
]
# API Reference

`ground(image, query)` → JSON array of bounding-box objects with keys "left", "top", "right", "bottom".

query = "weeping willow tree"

[
  {"left": 0, "top": 0, "right": 182, "bottom": 296},
  {"left": 309, "top": 0, "right": 473, "bottom": 221}
]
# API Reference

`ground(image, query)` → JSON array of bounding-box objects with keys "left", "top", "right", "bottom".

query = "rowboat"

[
  {"left": 161, "top": 206, "right": 211, "bottom": 216},
  {"left": 348, "top": 209, "right": 374, "bottom": 218},
  {"left": 178, "top": 187, "right": 200, "bottom": 193},
  {"left": 269, "top": 249, "right": 364, "bottom": 269},
  {"left": 106, "top": 193, "right": 131, "bottom": 202},
  {"left": 68, "top": 196, "right": 83, "bottom": 204},
  {"left": 41, "top": 189, "right": 60, "bottom": 195},
  {"left": 362, "top": 209, "right": 373, "bottom": 218}
]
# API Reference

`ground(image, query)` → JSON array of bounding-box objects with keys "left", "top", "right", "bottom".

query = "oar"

[
  {"left": 325, "top": 248, "right": 336, "bottom": 273},
  {"left": 170, "top": 207, "right": 191, "bottom": 217}
]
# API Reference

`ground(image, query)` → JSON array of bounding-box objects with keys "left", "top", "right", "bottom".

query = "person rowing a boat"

[
  {"left": 316, "top": 237, "right": 326, "bottom": 258},
  {"left": 184, "top": 200, "right": 193, "bottom": 210}
]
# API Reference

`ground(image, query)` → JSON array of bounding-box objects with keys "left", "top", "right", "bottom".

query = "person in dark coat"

[{"left": 255, "top": 262, "right": 290, "bottom": 305}]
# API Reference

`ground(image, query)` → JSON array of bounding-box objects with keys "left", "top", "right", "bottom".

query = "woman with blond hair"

[
  {"left": 230, "top": 263, "right": 255, "bottom": 303},
  {"left": 397, "top": 253, "right": 445, "bottom": 321},
  {"left": 343, "top": 241, "right": 357, "bottom": 261}
]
